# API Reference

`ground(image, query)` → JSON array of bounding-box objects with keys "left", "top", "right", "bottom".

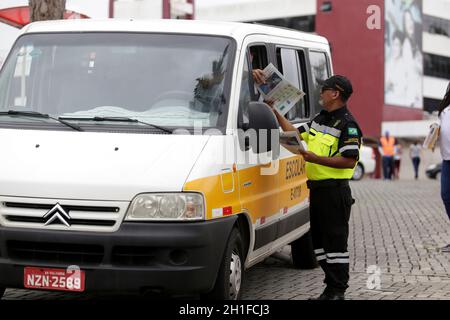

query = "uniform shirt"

[
  {"left": 378, "top": 136, "right": 397, "bottom": 157},
  {"left": 440, "top": 106, "right": 450, "bottom": 161},
  {"left": 298, "top": 106, "right": 362, "bottom": 181},
  {"left": 410, "top": 144, "right": 421, "bottom": 158}
]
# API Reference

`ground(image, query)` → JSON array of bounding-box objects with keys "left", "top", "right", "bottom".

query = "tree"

[{"left": 29, "top": 0, "right": 66, "bottom": 22}]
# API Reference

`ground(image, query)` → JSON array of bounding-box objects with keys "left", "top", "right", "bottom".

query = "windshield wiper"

[
  {"left": 59, "top": 116, "right": 173, "bottom": 133},
  {"left": 1, "top": 110, "right": 48, "bottom": 118},
  {"left": 0, "top": 110, "right": 83, "bottom": 131}
]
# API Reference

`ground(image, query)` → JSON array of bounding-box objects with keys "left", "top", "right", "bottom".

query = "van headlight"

[{"left": 125, "top": 193, "right": 205, "bottom": 221}]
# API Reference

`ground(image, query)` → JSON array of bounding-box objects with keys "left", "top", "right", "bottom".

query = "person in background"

[
  {"left": 438, "top": 82, "right": 450, "bottom": 252},
  {"left": 393, "top": 144, "right": 402, "bottom": 179},
  {"left": 379, "top": 131, "right": 397, "bottom": 180},
  {"left": 409, "top": 141, "right": 421, "bottom": 180}
]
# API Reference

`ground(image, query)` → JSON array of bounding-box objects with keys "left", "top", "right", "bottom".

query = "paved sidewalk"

[
  {"left": 3, "top": 180, "right": 450, "bottom": 300},
  {"left": 241, "top": 179, "right": 450, "bottom": 300}
]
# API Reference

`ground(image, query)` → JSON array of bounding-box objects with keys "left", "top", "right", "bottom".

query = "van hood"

[{"left": 0, "top": 129, "right": 210, "bottom": 201}]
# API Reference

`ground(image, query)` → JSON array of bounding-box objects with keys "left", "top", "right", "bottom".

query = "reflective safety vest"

[
  {"left": 299, "top": 113, "right": 362, "bottom": 181},
  {"left": 380, "top": 136, "right": 395, "bottom": 156}
]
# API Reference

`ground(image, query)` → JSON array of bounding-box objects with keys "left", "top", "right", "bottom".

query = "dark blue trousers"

[
  {"left": 382, "top": 156, "right": 394, "bottom": 180},
  {"left": 412, "top": 157, "right": 420, "bottom": 179},
  {"left": 442, "top": 160, "right": 450, "bottom": 220}
]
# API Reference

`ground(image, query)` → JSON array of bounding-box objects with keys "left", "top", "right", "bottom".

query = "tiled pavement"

[
  {"left": 3, "top": 179, "right": 450, "bottom": 300},
  {"left": 240, "top": 179, "right": 450, "bottom": 300}
]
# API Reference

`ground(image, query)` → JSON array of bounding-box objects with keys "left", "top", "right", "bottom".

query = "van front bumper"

[{"left": 0, "top": 216, "right": 237, "bottom": 295}]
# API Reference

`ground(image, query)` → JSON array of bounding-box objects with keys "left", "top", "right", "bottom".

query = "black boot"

[{"left": 309, "top": 290, "right": 345, "bottom": 300}]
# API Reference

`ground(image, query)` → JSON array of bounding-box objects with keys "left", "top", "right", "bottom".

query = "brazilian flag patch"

[{"left": 348, "top": 127, "right": 358, "bottom": 136}]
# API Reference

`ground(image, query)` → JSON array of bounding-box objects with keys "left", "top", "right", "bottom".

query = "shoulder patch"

[{"left": 348, "top": 127, "right": 358, "bottom": 136}]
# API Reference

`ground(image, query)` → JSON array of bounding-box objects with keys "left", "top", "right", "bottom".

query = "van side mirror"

[{"left": 246, "top": 102, "right": 280, "bottom": 158}]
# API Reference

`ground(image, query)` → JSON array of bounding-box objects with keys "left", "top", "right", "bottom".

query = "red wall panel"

[
  {"left": 383, "top": 105, "right": 423, "bottom": 120},
  {"left": 316, "top": 0, "right": 385, "bottom": 138}
]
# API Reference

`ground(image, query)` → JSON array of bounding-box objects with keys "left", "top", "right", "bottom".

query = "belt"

[{"left": 306, "top": 179, "right": 349, "bottom": 190}]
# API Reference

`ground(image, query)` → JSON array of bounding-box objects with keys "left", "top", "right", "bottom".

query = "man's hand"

[
  {"left": 299, "top": 150, "right": 319, "bottom": 163},
  {"left": 252, "top": 69, "right": 266, "bottom": 84},
  {"left": 264, "top": 98, "right": 276, "bottom": 108}
]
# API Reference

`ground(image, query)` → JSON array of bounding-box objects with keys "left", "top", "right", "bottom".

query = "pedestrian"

[
  {"left": 270, "top": 75, "right": 361, "bottom": 300},
  {"left": 409, "top": 141, "right": 421, "bottom": 180},
  {"left": 378, "top": 131, "right": 396, "bottom": 180},
  {"left": 393, "top": 143, "right": 402, "bottom": 179},
  {"left": 438, "top": 82, "right": 450, "bottom": 252}
]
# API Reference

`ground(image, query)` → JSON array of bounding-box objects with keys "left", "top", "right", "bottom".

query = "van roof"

[{"left": 22, "top": 19, "right": 328, "bottom": 45}]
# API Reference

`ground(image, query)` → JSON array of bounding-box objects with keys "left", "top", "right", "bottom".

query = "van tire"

[
  {"left": 291, "top": 231, "right": 318, "bottom": 269},
  {"left": 202, "top": 228, "right": 244, "bottom": 300},
  {"left": 0, "top": 287, "right": 5, "bottom": 299},
  {"left": 352, "top": 163, "right": 364, "bottom": 181}
]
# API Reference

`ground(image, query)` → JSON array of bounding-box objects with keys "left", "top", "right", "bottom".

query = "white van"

[{"left": 0, "top": 19, "right": 333, "bottom": 299}]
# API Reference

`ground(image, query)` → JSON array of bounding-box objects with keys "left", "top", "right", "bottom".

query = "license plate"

[{"left": 24, "top": 266, "right": 85, "bottom": 292}]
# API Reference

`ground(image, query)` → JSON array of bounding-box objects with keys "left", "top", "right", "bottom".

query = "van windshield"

[{"left": 0, "top": 33, "right": 234, "bottom": 131}]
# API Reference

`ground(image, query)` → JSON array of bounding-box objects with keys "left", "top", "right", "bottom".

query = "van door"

[
  {"left": 235, "top": 42, "right": 280, "bottom": 258},
  {"left": 272, "top": 46, "right": 310, "bottom": 244}
]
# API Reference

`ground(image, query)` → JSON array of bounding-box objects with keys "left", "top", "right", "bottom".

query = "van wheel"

[
  {"left": 0, "top": 287, "right": 5, "bottom": 299},
  {"left": 203, "top": 228, "right": 244, "bottom": 300},
  {"left": 291, "top": 231, "right": 318, "bottom": 269},
  {"left": 435, "top": 172, "right": 441, "bottom": 181},
  {"left": 352, "top": 163, "right": 364, "bottom": 181}
]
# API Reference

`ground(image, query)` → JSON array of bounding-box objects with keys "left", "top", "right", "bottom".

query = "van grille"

[
  {"left": 5, "top": 215, "right": 116, "bottom": 227},
  {"left": 0, "top": 197, "right": 130, "bottom": 232},
  {"left": 4, "top": 202, "right": 117, "bottom": 227},
  {"left": 4, "top": 202, "right": 119, "bottom": 212}
]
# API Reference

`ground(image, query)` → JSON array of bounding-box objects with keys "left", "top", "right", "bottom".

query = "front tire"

[
  {"left": 436, "top": 172, "right": 441, "bottom": 181},
  {"left": 203, "top": 228, "right": 244, "bottom": 300},
  {"left": 291, "top": 231, "right": 318, "bottom": 269},
  {"left": 352, "top": 163, "right": 364, "bottom": 181}
]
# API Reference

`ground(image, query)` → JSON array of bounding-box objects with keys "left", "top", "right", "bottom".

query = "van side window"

[
  {"left": 249, "top": 46, "right": 268, "bottom": 71},
  {"left": 309, "top": 51, "right": 330, "bottom": 113},
  {"left": 238, "top": 45, "right": 268, "bottom": 129},
  {"left": 275, "top": 47, "right": 309, "bottom": 121}
]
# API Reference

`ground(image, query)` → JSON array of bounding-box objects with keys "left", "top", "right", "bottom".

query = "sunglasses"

[{"left": 321, "top": 87, "right": 337, "bottom": 93}]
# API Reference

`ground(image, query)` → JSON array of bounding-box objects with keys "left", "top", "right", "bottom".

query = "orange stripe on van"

[{"left": 183, "top": 156, "right": 309, "bottom": 222}]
